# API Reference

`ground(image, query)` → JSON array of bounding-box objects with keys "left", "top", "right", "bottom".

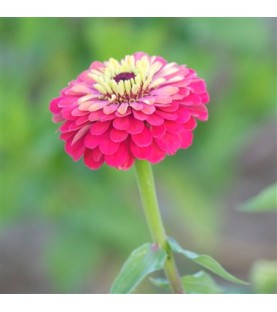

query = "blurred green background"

[{"left": 1, "top": 17, "right": 276, "bottom": 294}]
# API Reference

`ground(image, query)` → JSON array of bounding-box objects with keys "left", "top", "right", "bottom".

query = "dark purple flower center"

[{"left": 113, "top": 72, "right": 135, "bottom": 83}]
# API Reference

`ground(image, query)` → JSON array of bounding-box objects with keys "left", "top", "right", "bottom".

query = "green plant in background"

[
  {"left": 241, "top": 184, "right": 277, "bottom": 294},
  {"left": 1, "top": 18, "right": 275, "bottom": 293},
  {"left": 250, "top": 260, "right": 277, "bottom": 294},
  {"left": 240, "top": 183, "right": 277, "bottom": 212}
]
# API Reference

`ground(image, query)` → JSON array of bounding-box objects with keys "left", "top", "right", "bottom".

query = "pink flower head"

[{"left": 50, "top": 52, "right": 209, "bottom": 170}]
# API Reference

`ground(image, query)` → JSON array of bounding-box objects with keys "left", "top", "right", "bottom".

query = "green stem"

[{"left": 135, "top": 160, "right": 184, "bottom": 294}]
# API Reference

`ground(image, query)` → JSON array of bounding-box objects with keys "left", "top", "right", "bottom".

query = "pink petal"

[
  {"left": 130, "top": 102, "right": 144, "bottom": 110},
  {"left": 84, "top": 133, "right": 101, "bottom": 149},
  {"left": 151, "top": 124, "right": 166, "bottom": 139},
  {"left": 99, "top": 113, "right": 116, "bottom": 122},
  {"left": 189, "top": 80, "right": 207, "bottom": 94},
  {"left": 78, "top": 70, "right": 95, "bottom": 84},
  {"left": 141, "top": 104, "right": 156, "bottom": 115},
  {"left": 88, "top": 111, "right": 105, "bottom": 121},
  {"left": 71, "top": 108, "right": 89, "bottom": 117},
  {"left": 75, "top": 115, "right": 89, "bottom": 125},
  {"left": 90, "top": 121, "right": 111, "bottom": 135},
  {"left": 52, "top": 114, "right": 63, "bottom": 122},
  {"left": 159, "top": 101, "right": 179, "bottom": 112},
  {"left": 115, "top": 107, "right": 132, "bottom": 118},
  {"left": 152, "top": 86, "right": 179, "bottom": 96},
  {"left": 61, "top": 121, "right": 82, "bottom": 133},
  {"left": 58, "top": 97, "right": 79, "bottom": 107},
  {"left": 130, "top": 141, "right": 152, "bottom": 159},
  {"left": 60, "top": 132, "right": 74, "bottom": 141},
  {"left": 113, "top": 116, "right": 130, "bottom": 130},
  {"left": 200, "top": 93, "right": 210, "bottom": 104},
  {"left": 182, "top": 93, "right": 202, "bottom": 105},
  {"left": 164, "top": 121, "right": 184, "bottom": 133},
  {"left": 131, "top": 126, "right": 153, "bottom": 147},
  {"left": 172, "top": 93, "right": 185, "bottom": 100},
  {"left": 156, "top": 132, "right": 181, "bottom": 155},
  {"left": 117, "top": 103, "right": 129, "bottom": 115},
  {"left": 146, "top": 114, "right": 164, "bottom": 126},
  {"left": 153, "top": 96, "right": 172, "bottom": 104},
  {"left": 180, "top": 131, "right": 193, "bottom": 149},
  {"left": 140, "top": 96, "right": 156, "bottom": 105},
  {"left": 183, "top": 118, "right": 197, "bottom": 131},
  {"left": 175, "top": 106, "right": 191, "bottom": 123},
  {"left": 109, "top": 128, "right": 129, "bottom": 142},
  {"left": 147, "top": 142, "right": 166, "bottom": 164},
  {"left": 104, "top": 142, "right": 129, "bottom": 168},
  {"left": 61, "top": 106, "right": 77, "bottom": 120},
  {"left": 49, "top": 98, "right": 60, "bottom": 113},
  {"left": 84, "top": 148, "right": 104, "bottom": 170},
  {"left": 103, "top": 104, "right": 119, "bottom": 114},
  {"left": 99, "top": 133, "right": 120, "bottom": 155},
  {"left": 134, "top": 52, "right": 149, "bottom": 61},
  {"left": 120, "top": 155, "right": 134, "bottom": 170},
  {"left": 72, "top": 124, "right": 91, "bottom": 144},
  {"left": 65, "top": 84, "right": 93, "bottom": 95},
  {"left": 65, "top": 137, "right": 86, "bottom": 161},
  {"left": 178, "top": 88, "right": 190, "bottom": 97},
  {"left": 133, "top": 110, "right": 148, "bottom": 121},
  {"left": 127, "top": 118, "right": 144, "bottom": 135},
  {"left": 188, "top": 105, "right": 208, "bottom": 121},
  {"left": 155, "top": 110, "right": 178, "bottom": 121}
]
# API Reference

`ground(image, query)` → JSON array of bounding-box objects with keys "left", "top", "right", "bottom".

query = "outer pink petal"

[
  {"left": 147, "top": 142, "right": 166, "bottom": 164},
  {"left": 84, "top": 148, "right": 104, "bottom": 169},
  {"left": 127, "top": 118, "right": 144, "bottom": 134},
  {"left": 188, "top": 105, "right": 208, "bottom": 121},
  {"left": 175, "top": 106, "right": 191, "bottom": 123},
  {"left": 120, "top": 155, "right": 135, "bottom": 170},
  {"left": 131, "top": 126, "right": 153, "bottom": 147},
  {"left": 150, "top": 124, "right": 166, "bottom": 139},
  {"left": 155, "top": 110, "right": 178, "bottom": 121},
  {"left": 164, "top": 121, "right": 185, "bottom": 133},
  {"left": 156, "top": 132, "right": 182, "bottom": 155},
  {"left": 90, "top": 121, "right": 111, "bottom": 135},
  {"left": 146, "top": 113, "right": 164, "bottom": 126},
  {"left": 50, "top": 98, "right": 61, "bottom": 113},
  {"left": 104, "top": 141, "right": 129, "bottom": 168},
  {"left": 113, "top": 116, "right": 130, "bottom": 130},
  {"left": 180, "top": 131, "right": 193, "bottom": 149},
  {"left": 189, "top": 80, "right": 207, "bottom": 94},
  {"left": 130, "top": 141, "right": 152, "bottom": 159},
  {"left": 133, "top": 110, "right": 148, "bottom": 121},
  {"left": 84, "top": 133, "right": 101, "bottom": 149},
  {"left": 109, "top": 128, "right": 129, "bottom": 142},
  {"left": 99, "top": 133, "right": 120, "bottom": 155},
  {"left": 65, "top": 137, "right": 86, "bottom": 161},
  {"left": 183, "top": 118, "right": 197, "bottom": 131}
]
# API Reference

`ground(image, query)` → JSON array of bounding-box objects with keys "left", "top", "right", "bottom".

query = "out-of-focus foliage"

[
  {"left": 241, "top": 183, "right": 277, "bottom": 212},
  {"left": 1, "top": 18, "right": 276, "bottom": 293},
  {"left": 250, "top": 260, "right": 277, "bottom": 294}
]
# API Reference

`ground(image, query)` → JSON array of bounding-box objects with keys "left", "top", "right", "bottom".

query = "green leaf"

[
  {"left": 182, "top": 271, "right": 222, "bottom": 294},
  {"left": 250, "top": 260, "right": 277, "bottom": 294},
  {"left": 151, "top": 271, "right": 221, "bottom": 294},
  {"left": 168, "top": 238, "right": 248, "bottom": 285},
  {"left": 240, "top": 184, "right": 277, "bottom": 212},
  {"left": 110, "top": 243, "right": 167, "bottom": 294}
]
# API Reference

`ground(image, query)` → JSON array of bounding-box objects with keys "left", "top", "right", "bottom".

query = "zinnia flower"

[{"left": 50, "top": 52, "right": 209, "bottom": 170}]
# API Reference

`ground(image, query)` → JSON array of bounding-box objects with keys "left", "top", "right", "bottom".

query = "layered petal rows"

[{"left": 50, "top": 52, "right": 209, "bottom": 170}]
